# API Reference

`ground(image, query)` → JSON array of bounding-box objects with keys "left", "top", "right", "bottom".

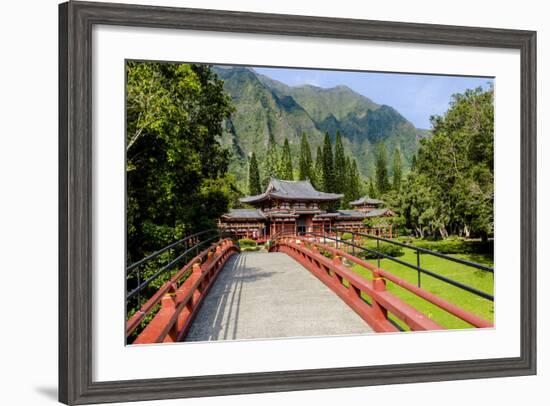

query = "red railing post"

[
  {"left": 332, "top": 255, "right": 344, "bottom": 285},
  {"left": 371, "top": 269, "right": 388, "bottom": 323},
  {"left": 130, "top": 237, "right": 240, "bottom": 344},
  {"left": 206, "top": 249, "right": 214, "bottom": 265},
  {"left": 161, "top": 294, "right": 177, "bottom": 343},
  {"left": 192, "top": 262, "right": 203, "bottom": 298}
]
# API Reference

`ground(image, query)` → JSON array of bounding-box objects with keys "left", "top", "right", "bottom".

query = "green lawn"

[{"left": 349, "top": 247, "right": 494, "bottom": 330}]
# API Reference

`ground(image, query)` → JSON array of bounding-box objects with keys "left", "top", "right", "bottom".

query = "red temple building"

[
  {"left": 349, "top": 196, "right": 395, "bottom": 217},
  {"left": 219, "top": 179, "right": 394, "bottom": 239}
]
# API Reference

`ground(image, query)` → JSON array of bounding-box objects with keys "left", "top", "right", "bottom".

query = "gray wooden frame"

[{"left": 59, "top": 1, "right": 537, "bottom": 404}]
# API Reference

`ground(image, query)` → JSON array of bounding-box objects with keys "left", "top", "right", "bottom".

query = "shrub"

[
  {"left": 395, "top": 236, "right": 414, "bottom": 244},
  {"left": 358, "top": 242, "right": 404, "bottom": 259},
  {"left": 241, "top": 246, "right": 260, "bottom": 252},
  {"left": 238, "top": 238, "right": 257, "bottom": 248},
  {"left": 412, "top": 238, "right": 493, "bottom": 255},
  {"left": 341, "top": 232, "right": 353, "bottom": 241}
]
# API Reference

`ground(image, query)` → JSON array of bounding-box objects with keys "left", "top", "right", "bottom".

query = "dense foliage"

[
  {"left": 397, "top": 86, "right": 494, "bottom": 239},
  {"left": 246, "top": 129, "right": 363, "bottom": 210},
  {"left": 396, "top": 237, "right": 493, "bottom": 256},
  {"left": 358, "top": 242, "right": 405, "bottom": 259},
  {"left": 126, "top": 62, "right": 235, "bottom": 262}
]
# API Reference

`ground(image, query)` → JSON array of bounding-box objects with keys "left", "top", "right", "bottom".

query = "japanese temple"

[
  {"left": 219, "top": 178, "right": 394, "bottom": 239},
  {"left": 349, "top": 196, "right": 395, "bottom": 217}
]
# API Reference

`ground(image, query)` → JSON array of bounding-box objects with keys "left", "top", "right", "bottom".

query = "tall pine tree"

[
  {"left": 350, "top": 159, "right": 361, "bottom": 201},
  {"left": 278, "top": 138, "right": 294, "bottom": 180},
  {"left": 298, "top": 132, "right": 313, "bottom": 181},
  {"left": 368, "top": 177, "right": 377, "bottom": 198},
  {"left": 311, "top": 146, "right": 323, "bottom": 190},
  {"left": 392, "top": 148, "right": 402, "bottom": 191},
  {"left": 322, "top": 132, "right": 335, "bottom": 192},
  {"left": 342, "top": 156, "right": 353, "bottom": 208},
  {"left": 333, "top": 130, "right": 346, "bottom": 193},
  {"left": 264, "top": 133, "right": 278, "bottom": 187},
  {"left": 248, "top": 152, "right": 261, "bottom": 195},
  {"left": 375, "top": 142, "right": 390, "bottom": 195}
]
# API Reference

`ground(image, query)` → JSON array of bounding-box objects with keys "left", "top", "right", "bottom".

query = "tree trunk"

[{"left": 464, "top": 224, "right": 471, "bottom": 238}]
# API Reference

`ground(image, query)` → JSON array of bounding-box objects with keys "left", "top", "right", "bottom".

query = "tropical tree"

[
  {"left": 126, "top": 61, "right": 234, "bottom": 262},
  {"left": 399, "top": 86, "right": 494, "bottom": 239}
]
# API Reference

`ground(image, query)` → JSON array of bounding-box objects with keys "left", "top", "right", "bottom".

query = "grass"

[{"left": 349, "top": 246, "right": 494, "bottom": 330}]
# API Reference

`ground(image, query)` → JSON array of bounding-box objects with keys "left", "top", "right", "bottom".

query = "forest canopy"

[
  {"left": 397, "top": 86, "right": 494, "bottom": 239},
  {"left": 126, "top": 61, "right": 237, "bottom": 262}
]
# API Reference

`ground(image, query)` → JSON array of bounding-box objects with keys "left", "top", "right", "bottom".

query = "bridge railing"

[
  {"left": 126, "top": 229, "right": 238, "bottom": 343},
  {"left": 269, "top": 230, "right": 493, "bottom": 332},
  {"left": 307, "top": 227, "right": 493, "bottom": 301}
]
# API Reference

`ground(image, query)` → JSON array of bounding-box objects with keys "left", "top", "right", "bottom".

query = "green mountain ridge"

[{"left": 213, "top": 66, "right": 429, "bottom": 190}]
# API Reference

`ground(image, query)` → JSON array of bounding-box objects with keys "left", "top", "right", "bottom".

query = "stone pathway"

[{"left": 186, "top": 251, "right": 373, "bottom": 341}]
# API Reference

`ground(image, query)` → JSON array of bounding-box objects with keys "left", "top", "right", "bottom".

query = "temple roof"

[
  {"left": 349, "top": 196, "right": 384, "bottom": 206},
  {"left": 364, "top": 208, "right": 394, "bottom": 218},
  {"left": 314, "top": 208, "right": 394, "bottom": 220},
  {"left": 315, "top": 210, "right": 367, "bottom": 219},
  {"left": 240, "top": 178, "right": 343, "bottom": 204},
  {"left": 221, "top": 209, "right": 266, "bottom": 220}
]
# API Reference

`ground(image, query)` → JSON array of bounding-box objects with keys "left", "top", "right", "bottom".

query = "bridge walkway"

[{"left": 186, "top": 251, "right": 373, "bottom": 341}]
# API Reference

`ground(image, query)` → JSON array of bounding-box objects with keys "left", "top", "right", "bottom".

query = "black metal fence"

[
  {"left": 126, "top": 229, "right": 236, "bottom": 315},
  {"left": 272, "top": 226, "right": 494, "bottom": 302}
]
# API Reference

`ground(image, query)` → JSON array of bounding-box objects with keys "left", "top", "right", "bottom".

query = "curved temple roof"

[
  {"left": 349, "top": 196, "right": 384, "bottom": 206},
  {"left": 221, "top": 209, "right": 266, "bottom": 220},
  {"left": 240, "top": 178, "right": 343, "bottom": 204}
]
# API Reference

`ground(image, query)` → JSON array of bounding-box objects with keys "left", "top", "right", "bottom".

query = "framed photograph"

[{"left": 59, "top": 1, "right": 536, "bottom": 404}]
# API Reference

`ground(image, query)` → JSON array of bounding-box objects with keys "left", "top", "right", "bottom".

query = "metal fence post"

[
  {"left": 416, "top": 250, "right": 421, "bottom": 287},
  {"left": 137, "top": 268, "right": 141, "bottom": 309},
  {"left": 377, "top": 238, "right": 381, "bottom": 268}
]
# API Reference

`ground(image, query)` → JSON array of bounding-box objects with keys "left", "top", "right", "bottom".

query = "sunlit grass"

[{"left": 349, "top": 247, "right": 494, "bottom": 330}]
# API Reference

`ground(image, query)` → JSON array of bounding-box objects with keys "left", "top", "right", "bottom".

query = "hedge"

[
  {"left": 358, "top": 242, "right": 405, "bottom": 259},
  {"left": 238, "top": 238, "right": 257, "bottom": 248}
]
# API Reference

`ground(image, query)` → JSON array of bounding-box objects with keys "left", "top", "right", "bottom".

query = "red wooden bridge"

[{"left": 126, "top": 230, "right": 493, "bottom": 344}]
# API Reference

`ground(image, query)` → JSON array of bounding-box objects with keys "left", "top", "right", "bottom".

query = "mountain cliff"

[{"left": 213, "top": 66, "right": 429, "bottom": 188}]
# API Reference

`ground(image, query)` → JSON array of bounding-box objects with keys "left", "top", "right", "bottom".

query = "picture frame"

[{"left": 58, "top": 1, "right": 537, "bottom": 404}]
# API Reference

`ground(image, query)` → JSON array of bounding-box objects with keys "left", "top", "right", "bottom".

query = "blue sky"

[{"left": 254, "top": 67, "right": 493, "bottom": 129}]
